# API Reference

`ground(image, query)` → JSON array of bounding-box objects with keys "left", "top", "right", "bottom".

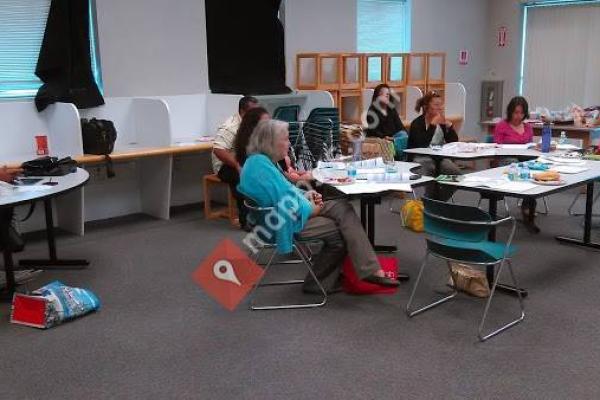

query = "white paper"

[
  {"left": 500, "top": 144, "right": 532, "bottom": 150},
  {"left": 356, "top": 168, "right": 386, "bottom": 175},
  {"left": 551, "top": 166, "right": 589, "bottom": 174},
  {"left": 556, "top": 144, "right": 580, "bottom": 150},
  {"left": 335, "top": 182, "right": 412, "bottom": 195}
]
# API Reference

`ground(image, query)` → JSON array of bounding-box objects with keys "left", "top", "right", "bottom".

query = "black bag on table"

[
  {"left": 81, "top": 118, "right": 117, "bottom": 178},
  {"left": 21, "top": 156, "right": 77, "bottom": 177}
]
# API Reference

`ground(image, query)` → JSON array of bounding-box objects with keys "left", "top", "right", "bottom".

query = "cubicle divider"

[
  {"left": 0, "top": 101, "right": 84, "bottom": 235},
  {"left": 1, "top": 90, "right": 336, "bottom": 235}
]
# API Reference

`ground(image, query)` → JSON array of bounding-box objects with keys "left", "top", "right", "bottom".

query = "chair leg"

[
  {"left": 539, "top": 197, "right": 550, "bottom": 215},
  {"left": 478, "top": 259, "right": 525, "bottom": 342},
  {"left": 406, "top": 252, "right": 457, "bottom": 317},
  {"left": 249, "top": 244, "right": 326, "bottom": 311}
]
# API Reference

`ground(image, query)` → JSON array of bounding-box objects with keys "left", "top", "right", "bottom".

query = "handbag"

[
  {"left": 448, "top": 263, "right": 490, "bottom": 298},
  {"left": 81, "top": 118, "right": 117, "bottom": 155},
  {"left": 342, "top": 255, "right": 399, "bottom": 295},
  {"left": 401, "top": 200, "right": 424, "bottom": 232},
  {"left": 81, "top": 118, "right": 117, "bottom": 178},
  {"left": 21, "top": 156, "right": 77, "bottom": 177}
]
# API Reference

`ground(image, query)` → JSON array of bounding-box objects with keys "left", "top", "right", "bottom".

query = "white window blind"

[
  {"left": 522, "top": 2, "right": 600, "bottom": 109},
  {"left": 0, "top": 0, "right": 102, "bottom": 99},
  {"left": 357, "top": 0, "right": 411, "bottom": 53}
]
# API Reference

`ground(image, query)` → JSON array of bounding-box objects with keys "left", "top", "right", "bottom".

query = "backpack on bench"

[{"left": 81, "top": 118, "right": 117, "bottom": 178}]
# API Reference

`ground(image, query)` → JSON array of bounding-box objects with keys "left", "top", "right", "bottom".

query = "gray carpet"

[{"left": 1, "top": 190, "right": 600, "bottom": 400}]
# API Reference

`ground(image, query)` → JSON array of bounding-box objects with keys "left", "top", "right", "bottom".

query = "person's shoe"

[
  {"left": 396, "top": 273, "right": 410, "bottom": 282},
  {"left": 363, "top": 275, "right": 400, "bottom": 287}
]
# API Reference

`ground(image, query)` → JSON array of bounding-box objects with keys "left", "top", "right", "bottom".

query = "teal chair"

[
  {"left": 406, "top": 197, "right": 525, "bottom": 341},
  {"left": 244, "top": 199, "right": 326, "bottom": 311},
  {"left": 273, "top": 105, "right": 300, "bottom": 123},
  {"left": 393, "top": 130, "right": 408, "bottom": 160}
]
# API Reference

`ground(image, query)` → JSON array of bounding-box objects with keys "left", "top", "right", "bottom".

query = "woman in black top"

[
  {"left": 365, "top": 84, "right": 406, "bottom": 140},
  {"left": 408, "top": 91, "right": 461, "bottom": 200}
]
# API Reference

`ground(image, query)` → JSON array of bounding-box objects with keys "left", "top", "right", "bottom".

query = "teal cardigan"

[{"left": 238, "top": 154, "right": 313, "bottom": 254}]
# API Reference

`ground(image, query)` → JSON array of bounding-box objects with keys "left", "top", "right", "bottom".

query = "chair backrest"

[
  {"left": 273, "top": 105, "right": 301, "bottom": 122},
  {"left": 243, "top": 198, "right": 278, "bottom": 245},
  {"left": 302, "top": 107, "right": 341, "bottom": 165},
  {"left": 423, "top": 197, "right": 492, "bottom": 243}
]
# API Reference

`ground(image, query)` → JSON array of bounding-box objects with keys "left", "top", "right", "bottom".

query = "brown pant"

[{"left": 298, "top": 199, "right": 380, "bottom": 291}]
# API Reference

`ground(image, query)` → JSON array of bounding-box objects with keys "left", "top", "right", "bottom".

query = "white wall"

[
  {"left": 95, "top": 0, "right": 209, "bottom": 97},
  {"left": 284, "top": 0, "right": 358, "bottom": 88},
  {"left": 412, "top": 0, "right": 490, "bottom": 138},
  {"left": 485, "top": 0, "right": 523, "bottom": 112}
]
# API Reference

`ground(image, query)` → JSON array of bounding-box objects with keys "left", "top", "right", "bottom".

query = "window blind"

[
  {"left": 357, "top": 0, "right": 411, "bottom": 53},
  {"left": 0, "top": 0, "right": 50, "bottom": 98},
  {"left": 0, "top": 0, "right": 102, "bottom": 99},
  {"left": 521, "top": 2, "right": 600, "bottom": 109}
]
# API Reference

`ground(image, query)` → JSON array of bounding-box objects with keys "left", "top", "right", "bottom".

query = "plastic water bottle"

[
  {"left": 519, "top": 163, "right": 530, "bottom": 180},
  {"left": 559, "top": 131, "right": 567, "bottom": 145},
  {"left": 541, "top": 123, "right": 552, "bottom": 153},
  {"left": 351, "top": 139, "right": 363, "bottom": 162},
  {"left": 347, "top": 163, "right": 357, "bottom": 179},
  {"left": 508, "top": 163, "right": 519, "bottom": 181}
]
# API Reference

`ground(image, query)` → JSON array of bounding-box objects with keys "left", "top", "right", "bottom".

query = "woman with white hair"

[{"left": 238, "top": 119, "right": 399, "bottom": 293}]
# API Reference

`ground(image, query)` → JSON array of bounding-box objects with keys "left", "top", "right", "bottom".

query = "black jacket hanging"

[
  {"left": 205, "top": 0, "right": 290, "bottom": 95},
  {"left": 34, "top": 0, "right": 104, "bottom": 112}
]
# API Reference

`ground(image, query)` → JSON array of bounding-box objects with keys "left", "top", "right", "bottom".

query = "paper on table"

[
  {"left": 356, "top": 168, "right": 386, "bottom": 175},
  {"left": 556, "top": 144, "right": 580, "bottom": 150},
  {"left": 334, "top": 182, "right": 412, "bottom": 195},
  {"left": 500, "top": 144, "right": 532, "bottom": 150},
  {"left": 317, "top": 161, "right": 346, "bottom": 170},
  {"left": 551, "top": 165, "right": 589, "bottom": 174},
  {"left": 460, "top": 176, "right": 537, "bottom": 192}
]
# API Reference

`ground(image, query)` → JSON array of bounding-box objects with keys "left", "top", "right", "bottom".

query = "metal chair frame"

[
  {"left": 244, "top": 200, "right": 327, "bottom": 311},
  {"left": 568, "top": 181, "right": 600, "bottom": 217},
  {"left": 406, "top": 207, "right": 525, "bottom": 342}
]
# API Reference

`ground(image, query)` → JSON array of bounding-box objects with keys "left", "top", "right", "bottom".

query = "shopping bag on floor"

[
  {"left": 448, "top": 263, "right": 490, "bottom": 298},
  {"left": 11, "top": 281, "right": 101, "bottom": 329},
  {"left": 401, "top": 200, "right": 424, "bottom": 232},
  {"left": 342, "top": 256, "right": 398, "bottom": 295}
]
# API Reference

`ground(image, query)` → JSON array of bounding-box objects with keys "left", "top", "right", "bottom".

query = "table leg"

[
  {"left": 18, "top": 199, "right": 89, "bottom": 270},
  {"left": 485, "top": 194, "right": 529, "bottom": 298},
  {"left": 556, "top": 181, "right": 600, "bottom": 250},
  {"left": 1, "top": 250, "right": 16, "bottom": 301}
]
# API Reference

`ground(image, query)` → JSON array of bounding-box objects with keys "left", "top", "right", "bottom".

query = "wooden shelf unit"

[{"left": 295, "top": 52, "right": 446, "bottom": 122}]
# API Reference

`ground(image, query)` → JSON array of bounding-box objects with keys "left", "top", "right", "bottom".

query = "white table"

[
  {"left": 439, "top": 161, "right": 600, "bottom": 296},
  {"left": 313, "top": 161, "right": 434, "bottom": 252},
  {"left": 1, "top": 168, "right": 89, "bottom": 296},
  {"left": 403, "top": 144, "right": 576, "bottom": 161}
]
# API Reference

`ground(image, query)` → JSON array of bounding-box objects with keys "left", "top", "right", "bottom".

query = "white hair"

[{"left": 246, "top": 119, "right": 289, "bottom": 161}]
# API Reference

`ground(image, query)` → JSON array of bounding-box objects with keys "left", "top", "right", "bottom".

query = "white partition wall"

[
  {"left": 80, "top": 97, "right": 171, "bottom": 150},
  {"left": 159, "top": 94, "right": 208, "bottom": 144},
  {"left": 445, "top": 82, "right": 467, "bottom": 122},
  {"left": 0, "top": 101, "right": 84, "bottom": 235},
  {"left": 0, "top": 101, "right": 81, "bottom": 163},
  {"left": 80, "top": 97, "right": 173, "bottom": 222},
  {"left": 406, "top": 86, "right": 424, "bottom": 123}
]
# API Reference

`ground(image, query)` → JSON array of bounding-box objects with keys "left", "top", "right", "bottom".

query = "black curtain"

[
  {"left": 205, "top": 0, "right": 290, "bottom": 95},
  {"left": 35, "top": 0, "right": 104, "bottom": 112}
]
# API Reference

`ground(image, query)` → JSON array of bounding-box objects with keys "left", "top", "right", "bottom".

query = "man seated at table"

[{"left": 212, "top": 96, "right": 259, "bottom": 229}]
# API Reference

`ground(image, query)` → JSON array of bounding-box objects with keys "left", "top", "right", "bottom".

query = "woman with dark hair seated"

[
  {"left": 494, "top": 96, "right": 539, "bottom": 233},
  {"left": 365, "top": 83, "right": 406, "bottom": 141},
  {"left": 238, "top": 120, "right": 399, "bottom": 293},
  {"left": 407, "top": 91, "right": 460, "bottom": 200}
]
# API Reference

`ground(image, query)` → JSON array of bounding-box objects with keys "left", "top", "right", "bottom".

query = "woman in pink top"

[
  {"left": 494, "top": 96, "right": 533, "bottom": 145},
  {"left": 495, "top": 96, "right": 540, "bottom": 233}
]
